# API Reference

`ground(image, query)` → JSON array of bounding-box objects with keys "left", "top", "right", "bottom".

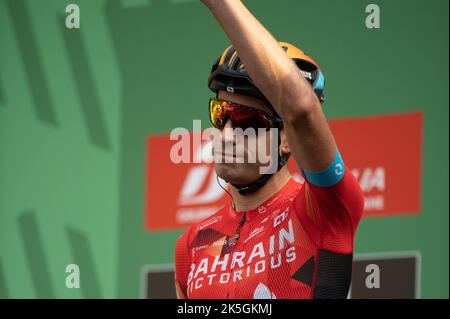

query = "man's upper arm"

[
  {"left": 283, "top": 98, "right": 338, "bottom": 174},
  {"left": 174, "top": 230, "right": 191, "bottom": 299}
]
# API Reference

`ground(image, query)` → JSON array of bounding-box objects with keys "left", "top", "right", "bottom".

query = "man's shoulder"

[{"left": 175, "top": 204, "right": 230, "bottom": 247}]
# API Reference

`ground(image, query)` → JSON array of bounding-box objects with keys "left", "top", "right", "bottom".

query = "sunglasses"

[{"left": 209, "top": 97, "right": 282, "bottom": 131}]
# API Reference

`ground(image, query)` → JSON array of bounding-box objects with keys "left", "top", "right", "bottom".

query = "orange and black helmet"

[{"left": 208, "top": 42, "right": 325, "bottom": 105}]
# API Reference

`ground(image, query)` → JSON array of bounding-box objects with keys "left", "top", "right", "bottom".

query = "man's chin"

[{"left": 214, "top": 163, "right": 258, "bottom": 185}]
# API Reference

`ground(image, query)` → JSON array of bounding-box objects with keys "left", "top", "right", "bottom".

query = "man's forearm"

[{"left": 203, "top": 0, "right": 319, "bottom": 120}]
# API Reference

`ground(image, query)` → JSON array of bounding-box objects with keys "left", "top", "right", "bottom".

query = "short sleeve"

[{"left": 294, "top": 166, "right": 364, "bottom": 253}]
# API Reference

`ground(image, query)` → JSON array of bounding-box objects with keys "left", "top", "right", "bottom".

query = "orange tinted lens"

[
  {"left": 209, "top": 98, "right": 227, "bottom": 129},
  {"left": 209, "top": 98, "right": 274, "bottom": 131}
]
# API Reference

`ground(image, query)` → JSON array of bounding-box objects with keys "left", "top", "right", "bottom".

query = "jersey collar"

[{"left": 229, "top": 178, "right": 301, "bottom": 222}]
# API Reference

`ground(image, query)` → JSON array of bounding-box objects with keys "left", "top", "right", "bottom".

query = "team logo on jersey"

[
  {"left": 335, "top": 163, "right": 344, "bottom": 176},
  {"left": 253, "top": 283, "right": 277, "bottom": 299},
  {"left": 265, "top": 193, "right": 283, "bottom": 208},
  {"left": 198, "top": 215, "right": 223, "bottom": 231},
  {"left": 192, "top": 244, "right": 209, "bottom": 255},
  {"left": 227, "top": 237, "right": 237, "bottom": 247},
  {"left": 212, "top": 238, "right": 227, "bottom": 247},
  {"left": 244, "top": 226, "right": 265, "bottom": 243},
  {"left": 186, "top": 219, "right": 297, "bottom": 295},
  {"left": 273, "top": 207, "right": 289, "bottom": 228}
]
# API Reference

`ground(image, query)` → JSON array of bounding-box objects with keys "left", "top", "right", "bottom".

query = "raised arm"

[{"left": 202, "top": 0, "right": 337, "bottom": 173}]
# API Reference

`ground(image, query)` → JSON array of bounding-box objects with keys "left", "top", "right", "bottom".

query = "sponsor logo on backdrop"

[
  {"left": 352, "top": 167, "right": 385, "bottom": 211},
  {"left": 146, "top": 112, "right": 422, "bottom": 230}
]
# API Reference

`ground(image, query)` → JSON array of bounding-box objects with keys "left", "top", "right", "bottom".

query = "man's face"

[{"left": 212, "top": 91, "right": 288, "bottom": 185}]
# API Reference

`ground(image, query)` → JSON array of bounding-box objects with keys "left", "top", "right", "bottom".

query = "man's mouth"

[
  {"left": 218, "top": 152, "right": 237, "bottom": 157},
  {"left": 215, "top": 152, "right": 245, "bottom": 162}
]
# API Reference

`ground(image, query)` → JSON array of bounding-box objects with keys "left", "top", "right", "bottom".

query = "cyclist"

[{"left": 174, "top": 0, "right": 364, "bottom": 299}]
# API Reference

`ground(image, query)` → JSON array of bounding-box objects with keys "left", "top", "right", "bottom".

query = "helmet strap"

[{"left": 230, "top": 133, "right": 290, "bottom": 196}]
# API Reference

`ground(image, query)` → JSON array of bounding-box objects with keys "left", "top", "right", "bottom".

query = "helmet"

[{"left": 208, "top": 42, "right": 325, "bottom": 106}]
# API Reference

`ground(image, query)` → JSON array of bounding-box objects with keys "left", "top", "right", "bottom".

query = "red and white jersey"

[{"left": 174, "top": 167, "right": 364, "bottom": 299}]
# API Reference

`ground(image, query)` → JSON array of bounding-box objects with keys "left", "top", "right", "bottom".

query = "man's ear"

[{"left": 279, "top": 129, "right": 291, "bottom": 155}]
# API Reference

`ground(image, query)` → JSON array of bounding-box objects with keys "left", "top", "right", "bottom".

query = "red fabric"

[{"left": 174, "top": 166, "right": 364, "bottom": 299}]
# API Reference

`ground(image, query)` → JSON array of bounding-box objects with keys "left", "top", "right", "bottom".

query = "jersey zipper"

[
  {"left": 234, "top": 211, "right": 247, "bottom": 240},
  {"left": 227, "top": 211, "right": 246, "bottom": 299}
]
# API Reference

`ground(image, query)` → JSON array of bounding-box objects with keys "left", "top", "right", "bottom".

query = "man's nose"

[{"left": 221, "top": 119, "right": 235, "bottom": 143}]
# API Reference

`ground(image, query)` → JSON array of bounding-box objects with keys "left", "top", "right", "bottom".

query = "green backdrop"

[{"left": 0, "top": 0, "right": 448, "bottom": 298}]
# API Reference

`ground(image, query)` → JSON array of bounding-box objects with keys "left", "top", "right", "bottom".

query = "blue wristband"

[{"left": 300, "top": 150, "right": 345, "bottom": 187}]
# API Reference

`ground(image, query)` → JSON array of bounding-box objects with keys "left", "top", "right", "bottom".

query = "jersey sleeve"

[
  {"left": 174, "top": 229, "right": 192, "bottom": 299},
  {"left": 294, "top": 161, "right": 365, "bottom": 254}
]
